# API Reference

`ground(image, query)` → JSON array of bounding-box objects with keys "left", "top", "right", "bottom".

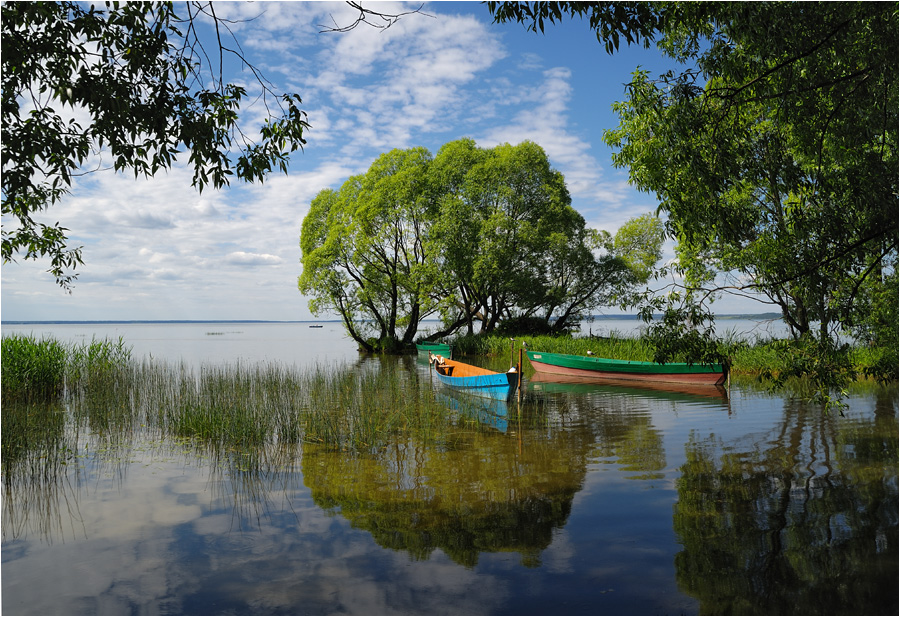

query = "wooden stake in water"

[{"left": 517, "top": 346, "right": 523, "bottom": 403}]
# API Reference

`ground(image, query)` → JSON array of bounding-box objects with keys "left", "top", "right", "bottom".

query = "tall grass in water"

[
  {"left": 67, "top": 338, "right": 135, "bottom": 433},
  {"left": 119, "top": 359, "right": 455, "bottom": 454},
  {"left": 3, "top": 334, "right": 502, "bottom": 463},
  {"left": 296, "top": 362, "right": 451, "bottom": 451},
  {"left": 67, "top": 336, "right": 132, "bottom": 388},
  {"left": 1, "top": 334, "right": 132, "bottom": 404},
  {"left": 2, "top": 335, "right": 136, "bottom": 498},
  {"left": 1, "top": 334, "right": 69, "bottom": 403},
  {"left": 163, "top": 362, "right": 303, "bottom": 449}
]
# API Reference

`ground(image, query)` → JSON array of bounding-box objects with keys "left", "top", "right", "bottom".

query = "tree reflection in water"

[
  {"left": 674, "top": 391, "right": 899, "bottom": 615},
  {"left": 301, "top": 428, "right": 587, "bottom": 568}
]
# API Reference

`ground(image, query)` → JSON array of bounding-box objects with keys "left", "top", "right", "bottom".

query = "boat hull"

[
  {"left": 431, "top": 356, "right": 519, "bottom": 398},
  {"left": 526, "top": 351, "right": 726, "bottom": 386},
  {"left": 529, "top": 372, "right": 728, "bottom": 399}
]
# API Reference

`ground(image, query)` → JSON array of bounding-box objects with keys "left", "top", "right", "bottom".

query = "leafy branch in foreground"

[{"left": 1, "top": 1, "right": 310, "bottom": 289}]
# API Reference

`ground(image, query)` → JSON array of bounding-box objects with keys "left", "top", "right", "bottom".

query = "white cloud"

[{"left": 225, "top": 252, "right": 284, "bottom": 266}]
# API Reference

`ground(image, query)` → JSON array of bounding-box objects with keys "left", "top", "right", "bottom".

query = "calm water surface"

[{"left": 2, "top": 323, "right": 896, "bottom": 615}]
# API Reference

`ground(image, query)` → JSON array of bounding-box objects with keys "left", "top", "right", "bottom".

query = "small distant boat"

[
  {"left": 429, "top": 352, "right": 519, "bottom": 398},
  {"left": 416, "top": 341, "right": 452, "bottom": 356},
  {"left": 525, "top": 350, "right": 726, "bottom": 385},
  {"left": 309, "top": 325, "right": 324, "bottom": 328}
]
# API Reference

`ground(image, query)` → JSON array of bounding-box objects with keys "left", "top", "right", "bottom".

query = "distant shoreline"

[{"left": 2, "top": 314, "right": 784, "bottom": 325}]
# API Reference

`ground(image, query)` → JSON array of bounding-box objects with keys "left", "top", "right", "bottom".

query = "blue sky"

[{"left": 2, "top": 1, "right": 761, "bottom": 322}]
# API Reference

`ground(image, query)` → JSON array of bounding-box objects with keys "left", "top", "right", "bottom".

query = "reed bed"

[
  {"left": 2, "top": 334, "right": 133, "bottom": 405},
  {"left": 1, "top": 334, "right": 69, "bottom": 403},
  {"left": 2, "top": 334, "right": 136, "bottom": 481},
  {"left": 451, "top": 333, "right": 657, "bottom": 363},
  {"left": 2, "top": 334, "right": 479, "bottom": 471}
]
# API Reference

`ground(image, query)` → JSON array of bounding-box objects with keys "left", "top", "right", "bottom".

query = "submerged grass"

[{"left": 1, "top": 336, "right": 464, "bottom": 458}]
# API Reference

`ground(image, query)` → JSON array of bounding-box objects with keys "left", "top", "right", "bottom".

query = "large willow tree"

[
  {"left": 299, "top": 148, "right": 435, "bottom": 352},
  {"left": 299, "top": 139, "right": 662, "bottom": 351}
]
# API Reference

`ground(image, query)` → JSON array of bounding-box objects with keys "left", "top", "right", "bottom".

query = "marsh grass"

[
  {"left": 2, "top": 334, "right": 133, "bottom": 404},
  {"left": 453, "top": 333, "right": 657, "bottom": 363},
  {"left": 299, "top": 363, "right": 454, "bottom": 451},
  {"left": 67, "top": 336, "right": 132, "bottom": 392},
  {"left": 48, "top": 354, "right": 464, "bottom": 456},
  {"left": 2, "top": 334, "right": 135, "bottom": 486},
  {"left": 2, "top": 335, "right": 475, "bottom": 469},
  {"left": 1, "top": 334, "right": 69, "bottom": 403}
]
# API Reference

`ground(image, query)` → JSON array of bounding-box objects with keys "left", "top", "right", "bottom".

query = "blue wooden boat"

[{"left": 429, "top": 352, "right": 518, "bottom": 398}]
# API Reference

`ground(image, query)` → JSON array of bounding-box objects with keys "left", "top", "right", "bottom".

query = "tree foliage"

[
  {"left": 299, "top": 148, "right": 435, "bottom": 352},
  {"left": 486, "top": 1, "right": 664, "bottom": 54},
  {"left": 2, "top": 1, "right": 310, "bottom": 289},
  {"left": 491, "top": 1, "right": 898, "bottom": 392},
  {"left": 605, "top": 3, "right": 897, "bottom": 338},
  {"left": 299, "top": 139, "right": 663, "bottom": 350}
]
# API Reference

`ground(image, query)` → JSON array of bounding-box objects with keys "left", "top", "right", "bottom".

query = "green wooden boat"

[
  {"left": 526, "top": 350, "right": 726, "bottom": 385},
  {"left": 416, "top": 341, "right": 452, "bottom": 357}
]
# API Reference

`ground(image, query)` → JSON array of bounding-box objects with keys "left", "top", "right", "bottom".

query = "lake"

[
  {"left": 0, "top": 316, "right": 792, "bottom": 366},
  {"left": 1, "top": 321, "right": 896, "bottom": 615}
]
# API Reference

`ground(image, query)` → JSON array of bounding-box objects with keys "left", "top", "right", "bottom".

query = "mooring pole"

[
  {"left": 517, "top": 346, "right": 523, "bottom": 403},
  {"left": 725, "top": 357, "right": 732, "bottom": 397}
]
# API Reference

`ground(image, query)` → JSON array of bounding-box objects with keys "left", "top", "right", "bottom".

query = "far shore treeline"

[{"left": 299, "top": 139, "right": 665, "bottom": 353}]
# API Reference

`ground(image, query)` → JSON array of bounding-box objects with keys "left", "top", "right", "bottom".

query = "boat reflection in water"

[
  {"left": 435, "top": 389, "right": 509, "bottom": 433},
  {"left": 529, "top": 371, "right": 729, "bottom": 401}
]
